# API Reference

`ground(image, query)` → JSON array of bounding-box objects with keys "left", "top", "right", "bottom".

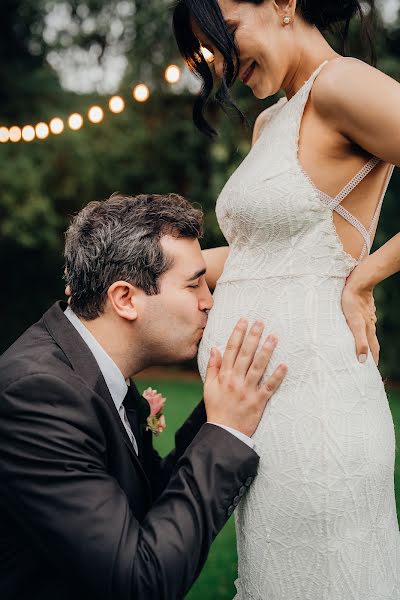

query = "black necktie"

[{"left": 123, "top": 386, "right": 143, "bottom": 458}]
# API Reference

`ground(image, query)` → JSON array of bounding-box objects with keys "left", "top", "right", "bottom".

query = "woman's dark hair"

[{"left": 173, "top": 0, "right": 376, "bottom": 137}]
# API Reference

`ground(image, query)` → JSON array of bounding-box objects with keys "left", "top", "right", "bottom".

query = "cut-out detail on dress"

[
  {"left": 295, "top": 58, "right": 394, "bottom": 263},
  {"left": 317, "top": 156, "right": 380, "bottom": 260}
]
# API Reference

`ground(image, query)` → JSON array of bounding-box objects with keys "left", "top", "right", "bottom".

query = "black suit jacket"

[{"left": 0, "top": 302, "right": 259, "bottom": 600}]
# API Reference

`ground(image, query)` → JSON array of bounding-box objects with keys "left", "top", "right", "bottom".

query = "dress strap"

[
  {"left": 328, "top": 157, "right": 381, "bottom": 209},
  {"left": 317, "top": 156, "right": 390, "bottom": 260},
  {"left": 358, "top": 163, "right": 395, "bottom": 260},
  {"left": 318, "top": 191, "right": 371, "bottom": 253}
]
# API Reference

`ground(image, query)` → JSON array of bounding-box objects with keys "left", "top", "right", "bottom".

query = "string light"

[
  {"left": 109, "top": 96, "right": 125, "bottom": 113},
  {"left": 22, "top": 125, "right": 35, "bottom": 142},
  {"left": 133, "top": 84, "right": 150, "bottom": 103},
  {"left": 68, "top": 113, "right": 84, "bottom": 131},
  {"left": 0, "top": 127, "right": 10, "bottom": 143},
  {"left": 88, "top": 106, "right": 104, "bottom": 124},
  {"left": 0, "top": 62, "right": 188, "bottom": 143},
  {"left": 50, "top": 117, "right": 64, "bottom": 135},
  {"left": 165, "top": 65, "right": 181, "bottom": 84},
  {"left": 36, "top": 122, "right": 49, "bottom": 140},
  {"left": 9, "top": 127, "right": 22, "bottom": 143}
]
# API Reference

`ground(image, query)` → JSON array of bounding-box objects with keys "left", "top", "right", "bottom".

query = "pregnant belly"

[
  {"left": 199, "top": 280, "right": 394, "bottom": 497},
  {"left": 198, "top": 278, "right": 392, "bottom": 463},
  {"left": 197, "top": 278, "right": 383, "bottom": 392}
]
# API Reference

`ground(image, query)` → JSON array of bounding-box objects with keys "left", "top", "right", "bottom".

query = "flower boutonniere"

[{"left": 142, "top": 387, "right": 166, "bottom": 436}]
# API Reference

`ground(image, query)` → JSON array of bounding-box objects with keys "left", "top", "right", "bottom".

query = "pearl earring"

[{"left": 283, "top": 15, "right": 291, "bottom": 25}]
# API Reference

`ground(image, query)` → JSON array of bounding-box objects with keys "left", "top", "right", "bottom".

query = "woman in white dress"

[{"left": 173, "top": 0, "right": 400, "bottom": 598}]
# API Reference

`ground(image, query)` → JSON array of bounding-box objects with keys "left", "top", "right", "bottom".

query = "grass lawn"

[{"left": 136, "top": 375, "right": 400, "bottom": 600}]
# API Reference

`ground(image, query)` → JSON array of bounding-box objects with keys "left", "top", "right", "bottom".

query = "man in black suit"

[{"left": 0, "top": 193, "right": 286, "bottom": 600}]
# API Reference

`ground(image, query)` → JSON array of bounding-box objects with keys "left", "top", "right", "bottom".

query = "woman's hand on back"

[{"left": 341, "top": 273, "right": 379, "bottom": 365}]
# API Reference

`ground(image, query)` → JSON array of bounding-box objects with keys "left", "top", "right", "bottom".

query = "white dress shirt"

[{"left": 64, "top": 307, "right": 255, "bottom": 453}]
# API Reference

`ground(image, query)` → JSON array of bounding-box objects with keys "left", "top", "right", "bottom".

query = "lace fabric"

[{"left": 197, "top": 60, "right": 400, "bottom": 599}]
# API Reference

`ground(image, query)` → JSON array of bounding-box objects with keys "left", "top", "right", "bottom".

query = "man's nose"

[{"left": 200, "top": 285, "right": 214, "bottom": 312}]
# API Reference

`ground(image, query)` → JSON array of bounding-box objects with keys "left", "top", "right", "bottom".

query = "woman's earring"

[{"left": 283, "top": 15, "right": 291, "bottom": 25}]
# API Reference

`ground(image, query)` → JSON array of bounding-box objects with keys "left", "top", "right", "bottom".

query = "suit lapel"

[{"left": 42, "top": 302, "right": 151, "bottom": 498}]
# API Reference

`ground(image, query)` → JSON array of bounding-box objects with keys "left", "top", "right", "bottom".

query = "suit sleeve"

[
  {"left": 0, "top": 374, "right": 259, "bottom": 600},
  {"left": 141, "top": 399, "right": 208, "bottom": 499}
]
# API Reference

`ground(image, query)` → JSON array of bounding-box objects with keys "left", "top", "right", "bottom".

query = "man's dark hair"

[{"left": 64, "top": 193, "right": 204, "bottom": 320}]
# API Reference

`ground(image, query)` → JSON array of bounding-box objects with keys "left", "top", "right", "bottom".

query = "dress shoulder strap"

[{"left": 294, "top": 60, "right": 329, "bottom": 113}]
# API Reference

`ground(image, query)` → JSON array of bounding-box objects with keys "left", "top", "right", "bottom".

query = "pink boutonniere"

[{"left": 142, "top": 387, "right": 167, "bottom": 436}]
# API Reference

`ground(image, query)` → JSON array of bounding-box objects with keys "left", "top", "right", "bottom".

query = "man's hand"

[{"left": 204, "top": 319, "right": 287, "bottom": 438}]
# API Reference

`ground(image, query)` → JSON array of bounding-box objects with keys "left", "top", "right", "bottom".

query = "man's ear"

[{"left": 107, "top": 281, "right": 143, "bottom": 321}]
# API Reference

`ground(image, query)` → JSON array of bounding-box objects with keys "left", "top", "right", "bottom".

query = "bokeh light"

[
  {"left": 0, "top": 127, "right": 10, "bottom": 143},
  {"left": 109, "top": 96, "right": 125, "bottom": 113},
  {"left": 165, "top": 65, "right": 181, "bottom": 84},
  {"left": 50, "top": 117, "right": 64, "bottom": 135},
  {"left": 36, "top": 122, "right": 49, "bottom": 140},
  {"left": 22, "top": 125, "right": 35, "bottom": 142},
  {"left": 68, "top": 113, "right": 84, "bottom": 131},
  {"left": 88, "top": 106, "right": 104, "bottom": 124},
  {"left": 201, "top": 47, "right": 214, "bottom": 63},
  {"left": 133, "top": 84, "right": 150, "bottom": 103},
  {"left": 9, "top": 126, "right": 22, "bottom": 143}
]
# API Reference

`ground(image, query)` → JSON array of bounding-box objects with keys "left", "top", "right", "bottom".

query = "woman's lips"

[{"left": 242, "top": 61, "right": 256, "bottom": 85}]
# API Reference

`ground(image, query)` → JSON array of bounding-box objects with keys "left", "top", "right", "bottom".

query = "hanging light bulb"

[
  {"left": 9, "top": 126, "right": 22, "bottom": 143},
  {"left": 22, "top": 125, "right": 35, "bottom": 142},
  {"left": 68, "top": 113, "right": 84, "bottom": 131},
  {"left": 0, "top": 127, "right": 10, "bottom": 143},
  {"left": 109, "top": 96, "right": 125, "bottom": 114},
  {"left": 133, "top": 84, "right": 150, "bottom": 103},
  {"left": 36, "top": 122, "right": 49, "bottom": 140},
  {"left": 88, "top": 106, "right": 104, "bottom": 124},
  {"left": 50, "top": 117, "right": 64, "bottom": 135},
  {"left": 165, "top": 65, "right": 181, "bottom": 84}
]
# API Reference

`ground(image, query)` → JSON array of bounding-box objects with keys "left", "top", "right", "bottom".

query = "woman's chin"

[
  {"left": 253, "top": 88, "right": 265, "bottom": 99},
  {"left": 260, "top": 86, "right": 278, "bottom": 100},
  {"left": 250, "top": 81, "right": 270, "bottom": 100}
]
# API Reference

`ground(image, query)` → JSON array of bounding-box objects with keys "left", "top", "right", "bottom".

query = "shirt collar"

[{"left": 64, "top": 306, "right": 128, "bottom": 411}]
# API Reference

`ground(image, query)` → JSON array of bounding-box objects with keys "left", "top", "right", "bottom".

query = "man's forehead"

[{"left": 160, "top": 235, "right": 205, "bottom": 275}]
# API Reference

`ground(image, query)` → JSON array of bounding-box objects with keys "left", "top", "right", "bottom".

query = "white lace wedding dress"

[{"left": 197, "top": 60, "right": 400, "bottom": 599}]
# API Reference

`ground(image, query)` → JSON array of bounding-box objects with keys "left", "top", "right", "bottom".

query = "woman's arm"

[
  {"left": 202, "top": 246, "right": 230, "bottom": 290},
  {"left": 342, "top": 233, "right": 400, "bottom": 365},
  {"left": 314, "top": 59, "right": 400, "bottom": 364}
]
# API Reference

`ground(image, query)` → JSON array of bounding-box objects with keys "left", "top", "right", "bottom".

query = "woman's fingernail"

[{"left": 358, "top": 354, "right": 367, "bottom": 364}]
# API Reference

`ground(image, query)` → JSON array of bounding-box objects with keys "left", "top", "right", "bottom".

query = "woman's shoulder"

[
  {"left": 311, "top": 56, "right": 389, "bottom": 120},
  {"left": 252, "top": 97, "right": 288, "bottom": 145}
]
